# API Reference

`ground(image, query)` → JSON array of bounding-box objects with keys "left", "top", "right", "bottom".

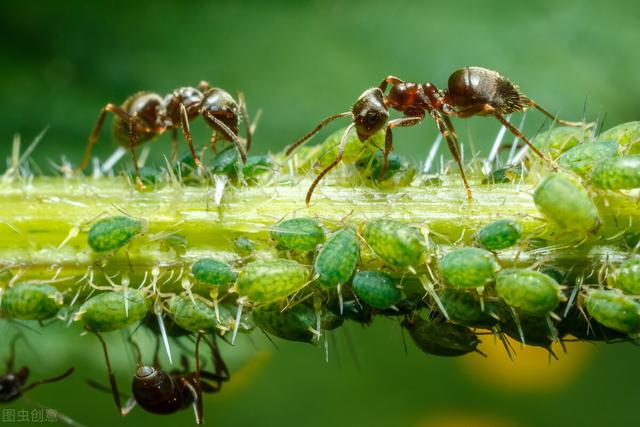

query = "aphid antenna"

[
  {"left": 419, "top": 275, "right": 449, "bottom": 320},
  {"left": 507, "top": 112, "right": 528, "bottom": 164},
  {"left": 57, "top": 225, "right": 80, "bottom": 250},
  {"left": 8, "top": 269, "right": 25, "bottom": 288}
]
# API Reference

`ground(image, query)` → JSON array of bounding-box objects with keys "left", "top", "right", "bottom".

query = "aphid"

[
  {"left": 622, "top": 232, "right": 640, "bottom": 251},
  {"left": 585, "top": 289, "right": 640, "bottom": 334},
  {"left": 88, "top": 215, "right": 145, "bottom": 253},
  {"left": 287, "top": 66, "right": 582, "bottom": 203},
  {"left": 210, "top": 146, "right": 272, "bottom": 180},
  {"left": 235, "top": 259, "right": 309, "bottom": 304},
  {"left": 612, "top": 259, "right": 640, "bottom": 295},
  {"left": 497, "top": 310, "right": 561, "bottom": 352},
  {"left": 75, "top": 289, "right": 150, "bottom": 332},
  {"left": 559, "top": 305, "right": 626, "bottom": 342},
  {"left": 127, "top": 166, "right": 163, "bottom": 190},
  {"left": 1, "top": 337, "right": 74, "bottom": 404},
  {"left": 533, "top": 172, "right": 601, "bottom": 233},
  {"left": 191, "top": 258, "right": 237, "bottom": 287},
  {"left": 439, "top": 288, "right": 498, "bottom": 329},
  {"left": 327, "top": 292, "right": 374, "bottom": 325},
  {"left": 168, "top": 294, "right": 221, "bottom": 334},
  {"left": 439, "top": 247, "right": 497, "bottom": 289},
  {"left": 352, "top": 271, "right": 402, "bottom": 310},
  {"left": 234, "top": 237, "right": 256, "bottom": 256},
  {"left": 314, "top": 227, "right": 359, "bottom": 290},
  {"left": 363, "top": 219, "right": 427, "bottom": 268},
  {"left": 91, "top": 332, "right": 228, "bottom": 424},
  {"left": 475, "top": 219, "right": 522, "bottom": 251},
  {"left": 402, "top": 315, "right": 480, "bottom": 357},
  {"left": 252, "top": 303, "right": 317, "bottom": 343},
  {"left": 0, "top": 283, "right": 63, "bottom": 320},
  {"left": 597, "top": 121, "right": 640, "bottom": 154},
  {"left": 355, "top": 151, "right": 416, "bottom": 188},
  {"left": 557, "top": 140, "right": 618, "bottom": 176},
  {"left": 481, "top": 164, "right": 524, "bottom": 184},
  {"left": 495, "top": 268, "right": 562, "bottom": 314},
  {"left": 78, "top": 81, "right": 254, "bottom": 190},
  {"left": 532, "top": 126, "right": 592, "bottom": 159},
  {"left": 269, "top": 217, "right": 325, "bottom": 252},
  {"left": 590, "top": 155, "right": 640, "bottom": 190}
]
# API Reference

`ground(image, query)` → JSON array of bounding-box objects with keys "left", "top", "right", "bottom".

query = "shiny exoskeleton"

[
  {"left": 288, "top": 66, "right": 583, "bottom": 204},
  {"left": 1, "top": 337, "right": 74, "bottom": 404},
  {"left": 91, "top": 331, "right": 228, "bottom": 424},
  {"left": 79, "top": 81, "right": 253, "bottom": 189}
]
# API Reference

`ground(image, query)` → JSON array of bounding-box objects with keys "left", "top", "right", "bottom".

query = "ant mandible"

[
  {"left": 287, "top": 66, "right": 583, "bottom": 204},
  {"left": 1, "top": 336, "right": 75, "bottom": 404},
  {"left": 89, "top": 331, "right": 229, "bottom": 424},
  {"left": 78, "top": 81, "right": 253, "bottom": 189}
]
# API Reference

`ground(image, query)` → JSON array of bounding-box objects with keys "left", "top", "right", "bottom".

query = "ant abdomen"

[
  {"left": 447, "top": 66, "right": 525, "bottom": 115},
  {"left": 132, "top": 365, "right": 189, "bottom": 415}
]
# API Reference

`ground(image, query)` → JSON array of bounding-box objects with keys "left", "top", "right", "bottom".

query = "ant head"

[
  {"left": 163, "top": 87, "right": 204, "bottom": 126},
  {"left": 0, "top": 373, "right": 23, "bottom": 403},
  {"left": 202, "top": 88, "right": 240, "bottom": 138},
  {"left": 352, "top": 88, "right": 388, "bottom": 141}
]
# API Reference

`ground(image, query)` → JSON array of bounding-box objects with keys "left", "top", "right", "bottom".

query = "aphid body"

[
  {"left": 1, "top": 283, "right": 63, "bottom": 320},
  {"left": 440, "top": 247, "right": 497, "bottom": 288},
  {"left": 314, "top": 227, "right": 359, "bottom": 289}
]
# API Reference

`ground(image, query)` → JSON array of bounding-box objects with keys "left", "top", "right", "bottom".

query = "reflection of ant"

[
  {"left": 78, "top": 81, "right": 253, "bottom": 189},
  {"left": 89, "top": 331, "right": 229, "bottom": 424},
  {"left": 1, "top": 336, "right": 74, "bottom": 403},
  {"left": 288, "top": 66, "right": 583, "bottom": 204}
]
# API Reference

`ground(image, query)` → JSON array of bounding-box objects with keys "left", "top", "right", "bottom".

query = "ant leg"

[
  {"left": 192, "top": 332, "right": 204, "bottom": 424},
  {"left": 6, "top": 335, "right": 20, "bottom": 372},
  {"left": 127, "top": 335, "right": 142, "bottom": 365},
  {"left": 178, "top": 103, "right": 205, "bottom": 173},
  {"left": 92, "top": 332, "right": 126, "bottom": 416},
  {"left": 127, "top": 114, "right": 145, "bottom": 191},
  {"left": 78, "top": 104, "right": 133, "bottom": 172},
  {"left": 378, "top": 75, "right": 405, "bottom": 92},
  {"left": 379, "top": 117, "right": 423, "bottom": 180},
  {"left": 435, "top": 114, "right": 473, "bottom": 199},
  {"left": 524, "top": 99, "right": 587, "bottom": 127},
  {"left": 493, "top": 112, "right": 551, "bottom": 162},
  {"left": 22, "top": 367, "right": 74, "bottom": 393},
  {"left": 204, "top": 112, "right": 248, "bottom": 163},
  {"left": 171, "top": 128, "right": 179, "bottom": 163},
  {"left": 202, "top": 335, "right": 230, "bottom": 383},
  {"left": 306, "top": 122, "right": 355, "bottom": 205},
  {"left": 285, "top": 112, "right": 352, "bottom": 156},
  {"left": 237, "top": 92, "right": 253, "bottom": 152}
]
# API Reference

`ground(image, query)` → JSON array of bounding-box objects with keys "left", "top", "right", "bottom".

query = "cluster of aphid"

[{"left": 2, "top": 67, "right": 640, "bottom": 424}]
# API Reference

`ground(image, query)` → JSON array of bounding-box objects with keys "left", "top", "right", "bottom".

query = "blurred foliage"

[{"left": 1, "top": 0, "right": 640, "bottom": 426}]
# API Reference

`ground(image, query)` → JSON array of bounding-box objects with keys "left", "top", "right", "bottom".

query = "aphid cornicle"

[
  {"left": 269, "top": 217, "right": 325, "bottom": 252},
  {"left": 0, "top": 283, "right": 63, "bottom": 321},
  {"left": 78, "top": 81, "right": 254, "bottom": 190},
  {"left": 352, "top": 271, "right": 402, "bottom": 309},
  {"left": 363, "top": 219, "right": 427, "bottom": 268},
  {"left": 287, "top": 66, "right": 582, "bottom": 204},
  {"left": 314, "top": 227, "right": 360, "bottom": 290},
  {"left": 440, "top": 247, "right": 497, "bottom": 289},
  {"left": 88, "top": 215, "right": 145, "bottom": 253},
  {"left": 495, "top": 268, "right": 562, "bottom": 314}
]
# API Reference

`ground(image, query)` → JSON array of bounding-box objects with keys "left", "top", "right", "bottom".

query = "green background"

[{"left": 1, "top": 0, "right": 640, "bottom": 426}]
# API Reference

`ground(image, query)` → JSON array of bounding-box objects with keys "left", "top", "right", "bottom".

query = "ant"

[
  {"left": 287, "top": 66, "right": 584, "bottom": 204},
  {"left": 1, "top": 336, "right": 75, "bottom": 404},
  {"left": 89, "top": 331, "right": 229, "bottom": 424},
  {"left": 78, "top": 81, "right": 253, "bottom": 189}
]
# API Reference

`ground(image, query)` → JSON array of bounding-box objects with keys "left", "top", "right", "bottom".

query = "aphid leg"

[
  {"left": 305, "top": 122, "right": 356, "bottom": 205},
  {"left": 378, "top": 75, "right": 405, "bottom": 92},
  {"left": 525, "top": 99, "right": 587, "bottom": 127},
  {"left": 237, "top": 92, "right": 253, "bottom": 152},
  {"left": 209, "top": 131, "right": 218, "bottom": 154},
  {"left": 22, "top": 367, "right": 74, "bottom": 393},
  {"left": 92, "top": 332, "right": 126, "bottom": 415},
  {"left": 78, "top": 104, "right": 134, "bottom": 172},
  {"left": 231, "top": 300, "right": 244, "bottom": 345},
  {"left": 434, "top": 113, "right": 473, "bottom": 199},
  {"left": 285, "top": 112, "right": 351, "bottom": 156},
  {"left": 126, "top": 114, "right": 145, "bottom": 191},
  {"left": 380, "top": 116, "right": 422, "bottom": 180},
  {"left": 178, "top": 103, "right": 206, "bottom": 174},
  {"left": 193, "top": 332, "right": 204, "bottom": 424},
  {"left": 171, "top": 128, "right": 179, "bottom": 163},
  {"left": 204, "top": 111, "right": 248, "bottom": 163}
]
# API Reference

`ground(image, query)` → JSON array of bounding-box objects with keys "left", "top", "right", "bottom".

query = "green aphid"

[
  {"left": 557, "top": 140, "right": 618, "bottom": 176},
  {"left": 597, "top": 121, "right": 640, "bottom": 154},
  {"left": 363, "top": 219, "right": 427, "bottom": 268},
  {"left": 242, "top": 155, "right": 272, "bottom": 178},
  {"left": 270, "top": 217, "right": 325, "bottom": 252},
  {"left": 234, "top": 237, "right": 256, "bottom": 255},
  {"left": 314, "top": 227, "right": 359, "bottom": 289},
  {"left": 402, "top": 316, "right": 480, "bottom": 357},
  {"left": 476, "top": 219, "right": 522, "bottom": 250},
  {"left": 313, "top": 127, "right": 382, "bottom": 170},
  {"left": 482, "top": 165, "right": 524, "bottom": 184},
  {"left": 191, "top": 258, "right": 237, "bottom": 287},
  {"left": 498, "top": 311, "right": 559, "bottom": 350},
  {"left": 356, "top": 152, "right": 416, "bottom": 188},
  {"left": 235, "top": 259, "right": 309, "bottom": 304},
  {"left": 613, "top": 259, "right": 640, "bottom": 295},
  {"left": 533, "top": 172, "right": 601, "bottom": 233},
  {"left": 159, "top": 234, "right": 187, "bottom": 255},
  {"left": 532, "top": 126, "right": 590, "bottom": 159},
  {"left": 128, "top": 166, "right": 162, "bottom": 189},
  {"left": 591, "top": 155, "right": 640, "bottom": 190},
  {"left": 252, "top": 303, "right": 316, "bottom": 343},
  {"left": 622, "top": 232, "right": 640, "bottom": 250},
  {"left": 88, "top": 215, "right": 145, "bottom": 253},
  {"left": 495, "top": 269, "right": 562, "bottom": 314},
  {"left": 352, "top": 271, "right": 402, "bottom": 309},
  {"left": 211, "top": 145, "right": 240, "bottom": 174},
  {"left": 440, "top": 247, "right": 497, "bottom": 289},
  {"left": 76, "top": 289, "right": 150, "bottom": 332},
  {"left": 439, "top": 288, "right": 497, "bottom": 329},
  {"left": 1, "top": 283, "right": 63, "bottom": 321},
  {"left": 168, "top": 294, "right": 219, "bottom": 333},
  {"left": 585, "top": 289, "right": 640, "bottom": 334}
]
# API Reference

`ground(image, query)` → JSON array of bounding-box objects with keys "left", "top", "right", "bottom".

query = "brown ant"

[
  {"left": 89, "top": 331, "right": 229, "bottom": 424},
  {"left": 78, "top": 81, "right": 253, "bottom": 189},
  {"left": 287, "top": 66, "right": 584, "bottom": 204},
  {"left": 1, "top": 336, "right": 74, "bottom": 404}
]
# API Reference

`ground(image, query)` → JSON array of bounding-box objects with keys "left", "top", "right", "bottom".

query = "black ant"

[
  {"left": 1, "top": 336, "right": 74, "bottom": 404},
  {"left": 287, "top": 66, "right": 584, "bottom": 204},
  {"left": 89, "top": 331, "right": 229, "bottom": 424},
  {"left": 78, "top": 81, "right": 253, "bottom": 189}
]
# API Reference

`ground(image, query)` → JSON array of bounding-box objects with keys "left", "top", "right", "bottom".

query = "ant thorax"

[{"left": 161, "top": 87, "right": 204, "bottom": 126}]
